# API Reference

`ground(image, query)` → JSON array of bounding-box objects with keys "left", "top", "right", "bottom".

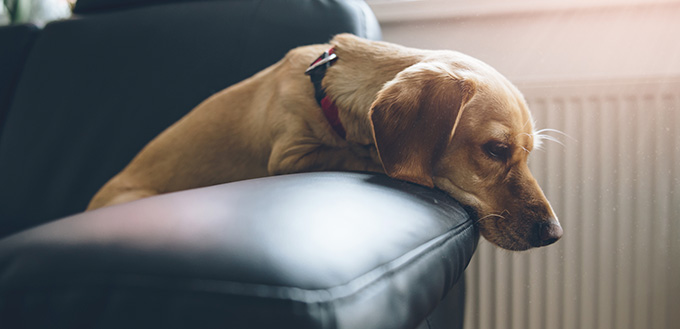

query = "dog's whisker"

[
  {"left": 536, "top": 133, "right": 566, "bottom": 147},
  {"left": 535, "top": 128, "right": 576, "bottom": 141},
  {"left": 518, "top": 132, "right": 534, "bottom": 140},
  {"left": 517, "top": 133, "right": 538, "bottom": 153},
  {"left": 475, "top": 212, "right": 507, "bottom": 225},
  {"left": 535, "top": 127, "right": 565, "bottom": 135},
  {"left": 521, "top": 118, "right": 531, "bottom": 130},
  {"left": 532, "top": 127, "right": 576, "bottom": 150}
]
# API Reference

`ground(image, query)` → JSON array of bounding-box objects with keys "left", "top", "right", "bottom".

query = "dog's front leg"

[{"left": 268, "top": 138, "right": 383, "bottom": 176}]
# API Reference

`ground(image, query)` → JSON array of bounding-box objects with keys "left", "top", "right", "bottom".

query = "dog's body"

[{"left": 88, "top": 34, "right": 562, "bottom": 250}]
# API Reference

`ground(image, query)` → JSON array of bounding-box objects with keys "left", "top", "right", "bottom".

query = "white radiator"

[{"left": 463, "top": 78, "right": 680, "bottom": 329}]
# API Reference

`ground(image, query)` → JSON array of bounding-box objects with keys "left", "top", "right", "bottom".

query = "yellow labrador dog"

[{"left": 88, "top": 34, "right": 562, "bottom": 251}]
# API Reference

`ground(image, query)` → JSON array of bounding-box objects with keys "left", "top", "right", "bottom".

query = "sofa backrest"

[
  {"left": 0, "top": 24, "right": 38, "bottom": 135},
  {"left": 0, "top": 0, "right": 381, "bottom": 236}
]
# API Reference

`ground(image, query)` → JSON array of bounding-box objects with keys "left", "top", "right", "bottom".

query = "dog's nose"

[{"left": 534, "top": 220, "right": 563, "bottom": 247}]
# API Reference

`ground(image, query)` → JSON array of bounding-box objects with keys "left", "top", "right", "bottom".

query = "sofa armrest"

[{"left": 0, "top": 172, "right": 478, "bottom": 329}]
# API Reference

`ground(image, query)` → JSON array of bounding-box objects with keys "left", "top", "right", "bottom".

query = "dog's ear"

[{"left": 369, "top": 62, "right": 476, "bottom": 187}]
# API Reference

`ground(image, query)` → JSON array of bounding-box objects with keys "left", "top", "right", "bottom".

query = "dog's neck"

[{"left": 323, "top": 36, "right": 425, "bottom": 145}]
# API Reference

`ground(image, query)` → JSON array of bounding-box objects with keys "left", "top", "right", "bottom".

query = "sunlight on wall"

[
  {"left": 373, "top": 1, "right": 680, "bottom": 83},
  {"left": 372, "top": 1, "right": 680, "bottom": 328}
]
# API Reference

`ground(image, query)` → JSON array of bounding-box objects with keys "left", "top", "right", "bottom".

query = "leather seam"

[{"left": 4, "top": 220, "right": 476, "bottom": 305}]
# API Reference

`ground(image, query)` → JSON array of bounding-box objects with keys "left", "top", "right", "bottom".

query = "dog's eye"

[{"left": 484, "top": 142, "right": 510, "bottom": 161}]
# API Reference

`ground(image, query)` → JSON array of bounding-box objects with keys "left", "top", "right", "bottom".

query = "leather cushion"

[{"left": 0, "top": 172, "right": 478, "bottom": 329}]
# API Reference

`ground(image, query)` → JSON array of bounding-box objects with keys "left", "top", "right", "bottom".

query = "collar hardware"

[
  {"left": 305, "top": 48, "right": 346, "bottom": 139},
  {"left": 305, "top": 52, "right": 338, "bottom": 75}
]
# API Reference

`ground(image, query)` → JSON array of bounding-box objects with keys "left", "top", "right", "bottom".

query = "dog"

[{"left": 87, "top": 34, "right": 562, "bottom": 251}]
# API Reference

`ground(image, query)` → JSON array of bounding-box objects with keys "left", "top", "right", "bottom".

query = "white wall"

[{"left": 371, "top": 1, "right": 680, "bottom": 84}]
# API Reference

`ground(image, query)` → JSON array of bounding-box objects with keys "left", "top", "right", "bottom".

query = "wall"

[
  {"left": 368, "top": 1, "right": 680, "bottom": 328},
  {"left": 372, "top": 1, "right": 680, "bottom": 83}
]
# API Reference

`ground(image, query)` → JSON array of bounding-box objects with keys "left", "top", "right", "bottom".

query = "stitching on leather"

[
  {"left": 2, "top": 221, "right": 476, "bottom": 329},
  {"left": 322, "top": 222, "right": 475, "bottom": 301},
  {"left": 28, "top": 220, "right": 476, "bottom": 304},
  {"left": 5, "top": 221, "right": 476, "bottom": 308},
  {"left": 198, "top": 221, "right": 476, "bottom": 305}
]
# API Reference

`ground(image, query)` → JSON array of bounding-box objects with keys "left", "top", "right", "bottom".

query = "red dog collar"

[{"left": 305, "top": 48, "right": 346, "bottom": 139}]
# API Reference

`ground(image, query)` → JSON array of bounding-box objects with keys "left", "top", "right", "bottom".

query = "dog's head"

[{"left": 369, "top": 58, "right": 562, "bottom": 251}]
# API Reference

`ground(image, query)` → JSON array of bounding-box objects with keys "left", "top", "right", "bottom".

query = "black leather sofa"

[{"left": 0, "top": 0, "right": 478, "bottom": 328}]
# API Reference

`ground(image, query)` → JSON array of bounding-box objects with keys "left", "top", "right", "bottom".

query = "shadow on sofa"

[{"left": 0, "top": 0, "right": 478, "bottom": 328}]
